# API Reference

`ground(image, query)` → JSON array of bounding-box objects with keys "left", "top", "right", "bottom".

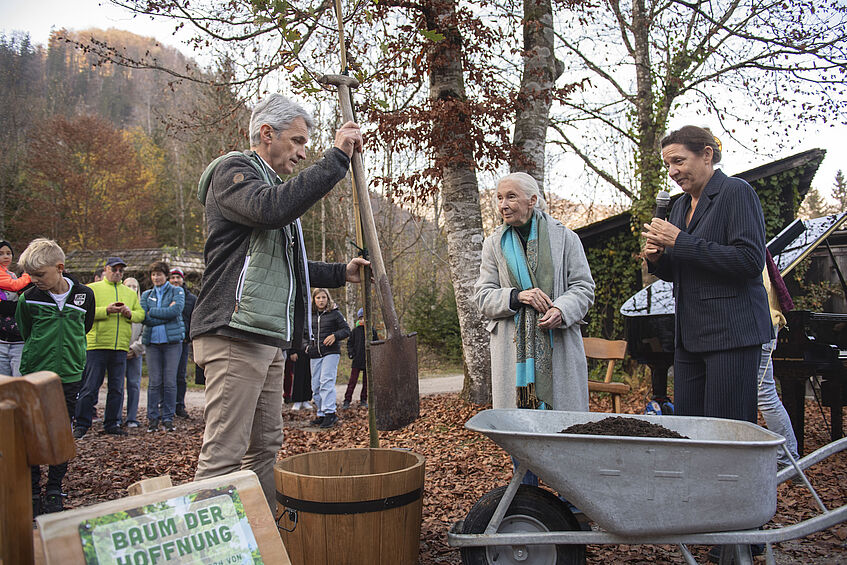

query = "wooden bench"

[{"left": 584, "top": 337, "right": 630, "bottom": 413}]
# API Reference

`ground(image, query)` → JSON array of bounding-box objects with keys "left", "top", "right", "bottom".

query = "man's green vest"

[{"left": 197, "top": 152, "right": 299, "bottom": 341}]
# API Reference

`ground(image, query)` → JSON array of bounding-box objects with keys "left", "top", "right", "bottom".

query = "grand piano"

[{"left": 621, "top": 212, "right": 847, "bottom": 453}]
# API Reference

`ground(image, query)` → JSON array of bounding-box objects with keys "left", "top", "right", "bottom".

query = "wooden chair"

[{"left": 584, "top": 337, "right": 630, "bottom": 413}]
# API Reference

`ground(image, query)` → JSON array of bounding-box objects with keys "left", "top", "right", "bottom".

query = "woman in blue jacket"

[{"left": 141, "top": 261, "right": 185, "bottom": 432}]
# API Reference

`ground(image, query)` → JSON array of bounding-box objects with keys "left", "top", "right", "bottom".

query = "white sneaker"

[{"left": 291, "top": 402, "right": 302, "bottom": 411}]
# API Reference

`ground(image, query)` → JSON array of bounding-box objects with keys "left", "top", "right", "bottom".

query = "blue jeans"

[
  {"left": 758, "top": 325, "right": 800, "bottom": 466},
  {"left": 124, "top": 354, "right": 143, "bottom": 424},
  {"left": 146, "top": 342, "right": 182, "bottom": 422},
  {"left": 511, "top": 456, "right": 539, "bottom": 486},
  {"left": 310, "top": 354, "right": 340, "bottom": 416},
  {"left": 75, "top": 349, "right": 127, "bottom": 430},
  {"left": 0, "top": 341, "right": 23, "bottom": 376},
  {"left": 176, "top": 341, "right": 191, "bottom": 410}
]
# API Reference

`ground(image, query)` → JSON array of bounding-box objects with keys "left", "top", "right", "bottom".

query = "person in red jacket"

[{"left": 0, "top": 240, "right": 30, "bottom": 376}]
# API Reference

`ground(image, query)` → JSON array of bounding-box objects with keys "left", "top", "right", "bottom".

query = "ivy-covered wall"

[
  {"left": 746, "top": 168, "right": 804, "bottom": 241},
  {"left": 583, "top": 229, "right": 642, "bottom": 340}
]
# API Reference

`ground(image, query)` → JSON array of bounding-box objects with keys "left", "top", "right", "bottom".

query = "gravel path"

[{"left": 100, "top": 374, "right": 465, "bottom": 411}]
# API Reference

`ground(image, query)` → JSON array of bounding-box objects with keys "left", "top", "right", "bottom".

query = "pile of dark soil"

[{"left": 560, "top": 416, "right": 689, "bottom": 439}]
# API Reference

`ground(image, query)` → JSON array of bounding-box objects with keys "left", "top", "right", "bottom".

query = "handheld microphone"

[{"left": 654, "top": 190, "right": 670, "bottom": 220}]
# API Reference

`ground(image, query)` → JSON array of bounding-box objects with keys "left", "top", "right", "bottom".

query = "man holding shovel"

[{"left": 191, "top": 94, "right": 368, "bottom": 510}]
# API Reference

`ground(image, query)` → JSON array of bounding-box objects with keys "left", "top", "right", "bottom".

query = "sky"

[
  {"left": 0, "top": 0, "right": 191, "bottom": 50},
  {"left": 2, "top": 0, "right": 845, "bottom": 207}
]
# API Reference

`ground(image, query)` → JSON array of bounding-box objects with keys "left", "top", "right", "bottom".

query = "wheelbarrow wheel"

[{"left": 460, "top": 485, "right": 586, "bottom": 565}]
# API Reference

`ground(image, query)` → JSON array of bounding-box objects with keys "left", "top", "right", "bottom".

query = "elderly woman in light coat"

[{"left": 474, "top": 172, "right": 595, "bottom": 414}]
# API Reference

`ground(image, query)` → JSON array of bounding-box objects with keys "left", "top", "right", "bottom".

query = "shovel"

[{"left": 319, "top": 74, "right": 420, "bottom": 431}]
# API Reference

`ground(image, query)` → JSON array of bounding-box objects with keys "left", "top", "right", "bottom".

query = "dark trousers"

[
  {"left": 283, "top": 357, "right": 294, "bottom": 401},
  {"left": 674, "top": 344, "right": 761, "bottom": 422},
  {"left": 32, "top": 380, "right": 80, "bottom": 496},
  {"left": 176, "top": 340, "right": 191, "bottom": 410},
  {"left": 75, "top": 349, "right": 127, "bottom": 430},
  {"left": 650, "top": 361, "right": 672, "bottom": 399},
  {"left": 344, "top": 367, "right": 368, "bottom": 403},
  {"left": 195, "top": 355, "right": 205, "bottom": 385}
]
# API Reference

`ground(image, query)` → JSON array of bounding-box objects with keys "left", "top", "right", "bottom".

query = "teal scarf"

[{"left": 500, "top": 210, "right": 555, "bottom": 409}]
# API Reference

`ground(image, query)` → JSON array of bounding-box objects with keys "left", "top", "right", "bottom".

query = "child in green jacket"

[{"left": 15, "top": 238, "right": 95, "bottom": 515}]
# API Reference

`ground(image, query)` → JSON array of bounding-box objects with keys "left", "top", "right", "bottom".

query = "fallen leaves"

[{"left": 64, "top": 391, "right": 846, "bottom": 564}]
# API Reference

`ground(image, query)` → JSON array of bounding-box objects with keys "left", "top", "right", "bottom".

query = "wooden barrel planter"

[{"left": 275, "top": 448, "right": 426, "bottom": 565}]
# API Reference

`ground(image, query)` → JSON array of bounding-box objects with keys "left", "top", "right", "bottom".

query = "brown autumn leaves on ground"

[{"left": 65, "top": 389, "right": 846, "bottom": 564}]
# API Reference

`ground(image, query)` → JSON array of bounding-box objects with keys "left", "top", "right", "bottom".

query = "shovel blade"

[{"left": 370, "top": 333, "right": 420, "bottom": 430}]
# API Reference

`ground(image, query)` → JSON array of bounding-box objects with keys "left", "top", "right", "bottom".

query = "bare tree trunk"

[
  {"left": 344, "top": 174, "right": 359, "bottom": 323},
  {"left": 321, "top": 197, "right": 326, "bottom": 261},
  {"left": 424, "top": 0, "right": 491, "bottom": 404},
  {"left": 511, "top": 0, "right": 562, "bottom": 186},
  {"left": 174, "top": 142, "right": 187, "bottom": 249},
  {"left": 631, "top": 0, "right": 663, "bottom": 216}
]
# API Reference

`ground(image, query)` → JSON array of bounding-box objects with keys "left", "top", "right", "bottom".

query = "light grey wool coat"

[{"left": 473, "top": 211, "right": 595, "bottom": 411}]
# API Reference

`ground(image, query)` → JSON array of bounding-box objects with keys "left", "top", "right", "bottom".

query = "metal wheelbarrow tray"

[
  {"left": 467, "top": 409, "right": 785, "bottom": 535},
  {"left": 448, "top": 409, "right": 847, "bottom": 564}
]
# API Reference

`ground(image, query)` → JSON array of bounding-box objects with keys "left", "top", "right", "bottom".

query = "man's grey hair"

[
  {"left": 249, "top": 94, "right": 315, "bottom": 147},
  {"left": 496, "top": 172, "right": 548, "bottom": 212}
]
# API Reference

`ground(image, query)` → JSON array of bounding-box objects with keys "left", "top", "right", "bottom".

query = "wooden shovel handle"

[{"left": 335, "top": 83, "right": 402, "bottom": 340}]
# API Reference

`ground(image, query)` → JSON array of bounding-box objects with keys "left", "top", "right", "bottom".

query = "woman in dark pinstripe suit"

[{"left": 641, "top": 125, "right": 772, "bottom": 423}]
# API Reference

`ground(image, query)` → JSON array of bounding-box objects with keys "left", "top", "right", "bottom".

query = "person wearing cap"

[
  {"left": 73, "top": 257, "right": 145, "bottom": 439},
  {"left": 168, "top": 267, "right": 196, "bottom": 419},
  {"left": 342, "top": 307, "right": 377, "bottom": 410}
]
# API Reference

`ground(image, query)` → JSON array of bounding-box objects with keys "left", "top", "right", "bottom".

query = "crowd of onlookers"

[
  {"left": 0, "top": 237, "right": 373, "bottom": 518},
  {"left": 70, "top": 259, "right": 199, "bottom": 437},
  {"left": 0, "top": 239, "right": 204, "bottom": 516}
]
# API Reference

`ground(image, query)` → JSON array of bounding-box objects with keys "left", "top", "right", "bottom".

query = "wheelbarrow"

[{"left": 447, "top": 409, "right": 847, "bottom": 565}]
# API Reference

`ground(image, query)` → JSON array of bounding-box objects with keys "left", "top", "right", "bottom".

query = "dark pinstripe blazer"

[{"left": 649, "top": 169, "right": 772, "bottom": 353}]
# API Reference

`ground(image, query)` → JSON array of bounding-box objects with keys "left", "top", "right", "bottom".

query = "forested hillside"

[
  {"left": 0, "top": 28, "right": 462, "bottom": 355},
  {"left": 0, "top": 28, "right": 247, "bottom": 251}
]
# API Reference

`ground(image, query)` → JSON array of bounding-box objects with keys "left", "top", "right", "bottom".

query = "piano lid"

[
  {"left": 771, "top": 212, "right": 847, "bottom": 276},
  {"left": 619, "top": 212, "right": 847, "bottom": 318}
]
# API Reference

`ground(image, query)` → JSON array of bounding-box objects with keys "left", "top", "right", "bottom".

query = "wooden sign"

[{"left": 36, "top": 470, "right": 290, "bottom": 565}]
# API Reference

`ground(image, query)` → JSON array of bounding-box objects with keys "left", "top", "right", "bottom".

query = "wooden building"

[{"left": 64, "top": 248, "right": 204, "bottom": 291}]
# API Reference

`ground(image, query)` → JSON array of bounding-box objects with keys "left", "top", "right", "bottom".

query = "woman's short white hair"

[
  {"left": 249, "top": 94, "right": 315, "bottom": 147},
  {"left": 496, "top": 172, "right": 547, "bottom": 212}
]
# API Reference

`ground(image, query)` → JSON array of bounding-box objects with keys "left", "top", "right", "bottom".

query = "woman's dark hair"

[
  {"left": 660, "top": 125, "right": 722, "bottom": 164},
  {"left": 0, "top": 240, "right": 14, "bottom": 257},
  {"left": 149, "top": 261, "right": 170, "bottom": 275}
]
